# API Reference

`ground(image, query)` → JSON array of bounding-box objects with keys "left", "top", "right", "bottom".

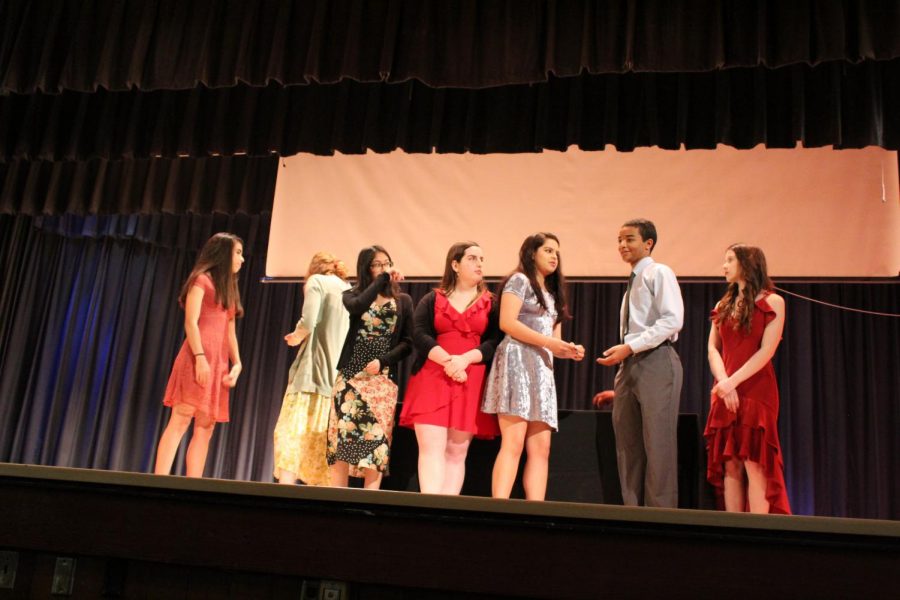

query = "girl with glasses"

[{"left": 326, "top": 245, "right": 413, "bottom": 489}]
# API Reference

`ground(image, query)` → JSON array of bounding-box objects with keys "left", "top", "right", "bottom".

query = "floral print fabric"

[{"left": 327, "top": 299, "right": 398, "bottom": 474}]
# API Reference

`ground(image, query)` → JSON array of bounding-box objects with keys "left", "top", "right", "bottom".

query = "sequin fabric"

[{"left": 482, "top": 273, "right": 559, "bottom": 430}]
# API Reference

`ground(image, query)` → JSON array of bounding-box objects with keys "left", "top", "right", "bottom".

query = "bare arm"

[
  {"left": 183, "top": 284, "right": 210, "bottom": 386},
  {"left": 183, "top": 284, "right": 205, "bottom": 356},
  {"left": 499, "top": 292, "right": 577, "bottom": 357},
  {"left": 222, "top": 317, "right": 242, "bottom": 387},
  {"left": 707, "top": 320, "right": 728, "bottom": 383},
  {"left": 707, "top": 317, "right": 739, "bottom": 412}
]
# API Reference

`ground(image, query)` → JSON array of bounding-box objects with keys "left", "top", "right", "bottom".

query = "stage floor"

[{"left": 2, "top": 463, "right": 899, "bottom": 598}]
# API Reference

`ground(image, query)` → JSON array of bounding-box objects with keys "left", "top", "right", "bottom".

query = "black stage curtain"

[
  {"left": 0, "top": 156, "right": 277, "bottom": 216},
  {"left": 1, "top": 213, "right": 897, "bottom": 519},
  {"left": 2, "top": 0, "right": 899, "bottom": 93},
  {"left": 2, "top": 60, "right": 899, "bottom": 159}
]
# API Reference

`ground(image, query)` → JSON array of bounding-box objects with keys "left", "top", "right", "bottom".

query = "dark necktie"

[{"left": 621, "top": 271, "right": 636, "bottom": 342}]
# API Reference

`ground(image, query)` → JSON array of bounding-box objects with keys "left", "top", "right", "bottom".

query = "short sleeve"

[
  {"left": 709, "top": 301, "right": 720, "bottom": 322},
  {"left": 502, "top": 272, "right": 531, "bottom": 300},
  {"left": 193, "top": 273, "right": 215, "bottom": 294},
  {"left": 757, "top": 295, "right": 777, "bottom": 326}
]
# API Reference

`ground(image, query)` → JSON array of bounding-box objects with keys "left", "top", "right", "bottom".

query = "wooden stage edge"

[{"left": 2, "top": 463, "right": 899, "bottom": 598}]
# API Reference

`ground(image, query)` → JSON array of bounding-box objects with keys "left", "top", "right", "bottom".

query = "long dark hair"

[
  {"left": 179, "top": 232, "right": 244, "bottom": 317},
  {"left": 713, "top": 243, "right": 773, "bottom": 333},
  {"left": 353, "top": 245, "right": 398, "bottom": 298},
  {"left": 499, "top": 232, "right": 570, "bottom": 323},
  {"left": 438, "top": 241, "right": 490, "bottom": 305}
]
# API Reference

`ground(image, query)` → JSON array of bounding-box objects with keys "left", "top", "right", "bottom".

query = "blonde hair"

[
  {"left": 333, "top": 260, "right": 349, "bottom": 281},
  {"left": 306, "top": 251, "right": 337, "bottom": 279}
]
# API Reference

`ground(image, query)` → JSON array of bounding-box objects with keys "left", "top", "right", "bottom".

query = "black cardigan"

[
  {"left": 336, "top": 272, "right": 413, "bottom": 382},
  {"left": 410, "top": 290, "right": 502, "bottom": 375}
]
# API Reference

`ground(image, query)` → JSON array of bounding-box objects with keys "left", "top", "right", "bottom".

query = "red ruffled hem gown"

[
  {"left": 703, "top": 294, "right": 791, "bottom": 514},
  {"left": 400, "top": 291, "right": 500, "bottom": 438}
]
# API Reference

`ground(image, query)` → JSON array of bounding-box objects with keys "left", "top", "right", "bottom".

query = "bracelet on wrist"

[{"left": 194, "top": 352, "right": 205, "bottom": 357}]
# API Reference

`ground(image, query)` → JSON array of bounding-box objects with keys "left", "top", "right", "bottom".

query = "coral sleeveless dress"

[
  {"left": 401, "top": 291, "right": 499, "bottom": 438},
  {"left": 703, "top": 294, "right": 791, "bottom": 514},
  {"left": 162, "top": 273, "right": 235, "bottom": 423}
]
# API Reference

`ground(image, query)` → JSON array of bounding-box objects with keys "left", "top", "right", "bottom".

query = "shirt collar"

[{"left": 631, "top": 256, "right": 654, "bottom": 276}]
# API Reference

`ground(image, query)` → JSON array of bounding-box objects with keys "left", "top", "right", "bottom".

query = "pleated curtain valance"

[
  {"left": 0, "top": 156, "right": 278, "bottom": 216},
  {"left": 2, "top": 0, "right": 899, "bottom": 94},
  {"left": 2, "top": 59, "right": 898, "bottom": 160}
]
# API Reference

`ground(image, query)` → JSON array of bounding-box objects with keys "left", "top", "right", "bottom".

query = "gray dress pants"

[{"left": 612, "top": 344, "right": 683, "bottom": 508}]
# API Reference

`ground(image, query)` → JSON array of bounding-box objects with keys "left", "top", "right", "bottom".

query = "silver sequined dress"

[{"left": 482, "top": 273, "right": 559, "bottom": 430}]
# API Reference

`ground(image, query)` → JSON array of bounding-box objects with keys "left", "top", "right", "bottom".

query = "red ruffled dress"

[
  {"left": 400, "top": 292, "right": 500, "bottom": 438},
  {"left": 162, "top": 273, "right": 235, "bottom": 423},
  {"left": 704, "top": 294, "right": 791, "bottom": 514}
]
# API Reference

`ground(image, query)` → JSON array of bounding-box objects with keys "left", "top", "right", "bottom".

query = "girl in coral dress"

[
  {"left": 704, "top": 244, "right": 791, "bottom": 514},
  {"left": 154, "top": 233, "right": 244, "bottom": 478},
  {"left": 400, "top": 241, "right": 502, "bottom": 495}
]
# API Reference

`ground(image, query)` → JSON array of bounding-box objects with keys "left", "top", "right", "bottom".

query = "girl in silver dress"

[{"left": 482, "top": 233, "right": 585, "bottom": 500}]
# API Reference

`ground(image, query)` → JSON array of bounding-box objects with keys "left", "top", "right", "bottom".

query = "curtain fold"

[
  {"left": 2, "top": 0, "right": 899, "bottom": 94},
  {"left": 1, "top": 59, "right": 898, "bottom": 160},
  {"left": 0, "top": 213, "right": 292, "bottom": 481},
  {"left": 0, "top": 156, "right": 278, "bottom": 216},
  {"left": 1, "top": 213, "right": 897, "bottom": 518}
]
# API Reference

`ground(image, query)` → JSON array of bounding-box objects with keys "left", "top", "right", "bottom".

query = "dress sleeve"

[
  {"left": 378, "top": 294, "right": 414, "bottom": 368},
  {"left": 475, "top": 293, "right": 502, "bottom": 364},
  {"left": 191, "top": 273, "right": 216, "bottom": 304},
  {"left": 411, "top": 292, "right": 439, "bottom": 356},
  {"left": 758, "top": 295, "right": 777, "bottom": 326},
  {"left": 502, "top": 272, "right": 531, "bottom": 300},
  {"left": 343, "top": 272, "right": 390, "bottom": 316},
  {"left": 298, "top": 274, "right": 325, "bottom": 331}
]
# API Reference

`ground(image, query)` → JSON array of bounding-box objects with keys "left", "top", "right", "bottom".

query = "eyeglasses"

[{"left": 370, "top": 261, "right": 393, "bottom": 269}]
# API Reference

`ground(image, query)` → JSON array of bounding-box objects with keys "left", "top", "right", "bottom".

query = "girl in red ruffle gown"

[{"left": 704, "top": 244, "right": 790, "bottom": 514}]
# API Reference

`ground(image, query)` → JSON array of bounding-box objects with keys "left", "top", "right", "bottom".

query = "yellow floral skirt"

[{"left": 273, "top": 391, "right": 331, "bottom": 485}]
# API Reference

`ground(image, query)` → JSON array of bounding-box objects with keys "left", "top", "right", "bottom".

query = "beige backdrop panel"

[{"left": 267, "top": 146, "right": 899, "bottom": 278}]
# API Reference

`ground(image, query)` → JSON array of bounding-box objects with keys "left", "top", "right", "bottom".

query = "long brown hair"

[
  {"left": 438, "top": 241, "right": 490, "bottom": 306},
  {"left": 179, "top": 232, "right": 244, "bottom": 317},
  {"left": 713, "top": 243, "right": 773, "bottom": 333},
  {"left": 499, "top": 232, "right": 570, "bottom": 324}
]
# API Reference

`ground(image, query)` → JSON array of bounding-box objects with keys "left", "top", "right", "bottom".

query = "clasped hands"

[
  {"left": 546, "top": 337, "right": 585, "bottom": 361},
  {"left": 711, "top": 377, "right": 740, "bottom": 413},
  {"left": 443, "top": 355, "right": 471, "bottom": 383}
]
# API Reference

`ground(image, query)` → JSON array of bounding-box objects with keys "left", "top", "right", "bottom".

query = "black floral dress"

[{"left": 327, "top": 299, "right": 398, "bottom": 475}]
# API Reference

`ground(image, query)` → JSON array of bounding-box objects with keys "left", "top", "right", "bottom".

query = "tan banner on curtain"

[{"left": 267, "top": 146, "right": 899, "bottom": 278}]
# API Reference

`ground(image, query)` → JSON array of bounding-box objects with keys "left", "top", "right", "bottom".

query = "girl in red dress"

[
  {"left": 704, "top": 244, "right": 791, "bottom": 514},
  {"left": 400, "top": 242, "right": 501, "bottom": 495},
  {"left": 154, "top": 233, "right": 245, "bottom": 478}
]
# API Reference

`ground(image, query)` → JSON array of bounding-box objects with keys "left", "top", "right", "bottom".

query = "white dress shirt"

[{"left": 621, "top": 256, "right": 684, "bottom": 354}]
